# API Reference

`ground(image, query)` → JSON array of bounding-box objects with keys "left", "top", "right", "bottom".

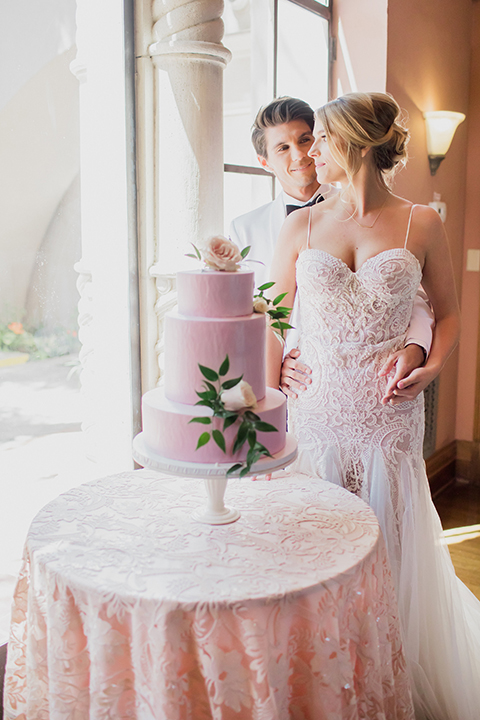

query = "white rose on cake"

[
  {"left": 220, "top": 381, "right": 257, "bottom": 412},
  {"left": 253, "top": 296, "right": 269, "bottom": 314},
  {"left": 202, "top": 236, "right": 242, "bottom": 272}
]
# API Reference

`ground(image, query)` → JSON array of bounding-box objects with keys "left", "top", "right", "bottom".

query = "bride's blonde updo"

[{"left": 316, "top": 92, "right": 409, "bottom": 188}]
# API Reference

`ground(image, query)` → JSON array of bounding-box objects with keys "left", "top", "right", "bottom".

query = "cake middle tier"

[{"left": 164, "top": 310, "right": 266, "bottom": 404}]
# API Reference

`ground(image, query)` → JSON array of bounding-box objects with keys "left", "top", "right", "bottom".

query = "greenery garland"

[{"left": 190, "top": 355, "right": 278, "bottom": 477}]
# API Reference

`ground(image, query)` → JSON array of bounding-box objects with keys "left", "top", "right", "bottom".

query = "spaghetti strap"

[
  {"left": 404, "top": 204, "right": 417, "bottom": 249},
  {"left": 307, "top": 206, "right": 313, "bottom": 249}
]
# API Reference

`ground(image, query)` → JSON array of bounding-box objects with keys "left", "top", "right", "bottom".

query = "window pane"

[
  {"left": 223, "top": 0, "right": 330, "bottom": 230},
  {"left": 277, "top": 0, "right": 329, "bottom": 110},
  {"left": 223, "top": 0, "right": 275, "bottom": 167},
  {"left": 224, "top": 172, "right": 274, "bottom": 235}
]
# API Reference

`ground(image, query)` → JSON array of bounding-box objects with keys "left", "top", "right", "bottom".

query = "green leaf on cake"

[
  {"left": 240, "top": 245, "right": 251, "bottom": 259},
  {"left": 221, "top": 375, "right": 243, "bottom": 390},
  {"left": 232, "top": 421, "right": 249, "bottom": 454},
  {"left": 202, "top": 381, "right": 217, "bottom": 394},
  {"left": 185, "top": 243, "right": 202, "bottom": 261},
  {"left": 226, "top": 463, "right": 243, "bottom": 476},
  {"left": 219, "top": 355, "right": 230, "bottom": 376},
  {"left": 257, "top": 281, "right": 275, "bottom": 291},
  {"left": 273, "top": 292, "right": 288, "bottom": 306},
  {"left": 254, "top": 421, "right": 277, "bottom": 433},
  {"left": 254, "top": 440, "right": 273, "bottom": 458},
  {"left": 271, "top": 321, "right": 294, "bottom": 331},
  {"left": 244, "top": 411, "right": 260, "bottom": 423},
  {"left": 223, "top": 415, "right": 237, "bottom": 431},
  {"left": 247, "top": 428, "right": 257, "bottom": 449},
  {"left": 246, "top": 446, "right": 261, "bottom": 466},
  {"left": 212, "top": 430, "right": 226, "bottom": 453},
  {"left": 196, "top": 432, "right": 211, "bottom": 449},
  {"left": 199, "top": 364, "right": 219, "bottom": 382},
  {"left": 195, "top": 399, "right": 214, "bottom": 408},
  {"left": 196, "top": 389, "right": 217, "bottom": 401},
  {"left": 188, "top": 417, "right": 212, "bottom": 425}
]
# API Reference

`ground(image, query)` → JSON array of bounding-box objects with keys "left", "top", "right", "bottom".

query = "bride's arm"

[
  {"left": 266, "top": 211, "right": 305, "bottom": 389},
  {"left": 385, "top": 206, "right": 460, "bottom": 403}
]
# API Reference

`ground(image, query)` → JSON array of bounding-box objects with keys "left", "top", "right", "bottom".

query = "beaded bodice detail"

[{"left": 296, "top": 247, "right": 422, "bottom": 351}]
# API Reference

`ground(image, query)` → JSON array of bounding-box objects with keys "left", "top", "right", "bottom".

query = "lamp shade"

[{"left": 423, "top": 111, "right": 465, "bottom": 157}]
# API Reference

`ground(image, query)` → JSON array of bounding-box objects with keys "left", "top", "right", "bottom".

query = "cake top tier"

[{"left": 177, "top": 269, "right": 255, "bottom": 318}]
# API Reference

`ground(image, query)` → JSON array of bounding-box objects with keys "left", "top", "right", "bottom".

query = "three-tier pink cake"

[{"left": 141, "top": 268, "right": 287, "bottom": 463}]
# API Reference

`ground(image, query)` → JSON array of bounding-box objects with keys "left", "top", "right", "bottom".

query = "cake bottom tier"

[{"left": 142, "top": 387, "right": 287, "bottom": 463}]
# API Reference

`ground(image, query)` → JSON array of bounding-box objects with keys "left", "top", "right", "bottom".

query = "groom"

[{"left": 229, "top": 96, "right": 435, "bottom": 405}]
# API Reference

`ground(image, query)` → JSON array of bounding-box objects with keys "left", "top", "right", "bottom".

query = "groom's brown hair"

[{"left": 252, "top": 97, "right": 315, "bottom": 159}]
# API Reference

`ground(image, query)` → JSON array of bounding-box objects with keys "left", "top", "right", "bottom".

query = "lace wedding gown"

[{"left": 288, "top": 207, "right": 480, "bottom": 720}]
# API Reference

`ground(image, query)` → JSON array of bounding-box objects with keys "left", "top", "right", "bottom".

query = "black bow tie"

[{"left": 285, "top": 194, "right": 324, "bottom": 216}]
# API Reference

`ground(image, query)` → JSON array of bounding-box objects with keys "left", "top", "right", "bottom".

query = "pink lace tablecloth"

[{"left": 4, "top": 469, "right": 413, "bottom": 719}]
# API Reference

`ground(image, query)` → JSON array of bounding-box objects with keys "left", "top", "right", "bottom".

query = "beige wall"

[
  {"left": 332, "top": 0, "right": 475, "bottom": 451},
  {"left": 386, "top": 0, "right": 471, "bottom": 450},
  {"left": 331, "top": 0, "right": 388, "bottom": 96},
  {"left": 456, "top": 2, "right": 480, "bottom": 442}
]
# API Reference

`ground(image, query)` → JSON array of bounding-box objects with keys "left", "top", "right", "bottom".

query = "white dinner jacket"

[
  {"left": 229, "top": 190, "right": 434, "bottom": 355},
  {"left": 230, "top": 192, "right": 291, "bottom": 288}
]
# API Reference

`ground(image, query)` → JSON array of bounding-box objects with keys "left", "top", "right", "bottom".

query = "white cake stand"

[{"left": 132, "top": 432, "right": 298, "bottom": 525}]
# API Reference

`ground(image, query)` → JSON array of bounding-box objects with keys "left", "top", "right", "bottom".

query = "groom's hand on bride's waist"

[
  {"left": 280, "top": 348, "right": 312, "bottom": 399},
  {"left": 379, "top": 344, "right": 428, "bottom": 405}
]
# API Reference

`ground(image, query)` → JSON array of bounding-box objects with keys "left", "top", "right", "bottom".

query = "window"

[{"left": 223, "top": 0, "right": 331, "bottom": 231}]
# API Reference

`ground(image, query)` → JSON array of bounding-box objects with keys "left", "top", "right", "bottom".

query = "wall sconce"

[{"left": 423, "top": 111, "right": 466, "bottom": 175}]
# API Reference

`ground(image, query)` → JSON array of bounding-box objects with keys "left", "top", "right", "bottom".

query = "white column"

[{"left": 136, "top": 0, "right": 231, "bottom": 391}]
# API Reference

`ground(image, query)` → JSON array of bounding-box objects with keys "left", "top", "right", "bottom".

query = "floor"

[
  {"left": 434, "top": 480, "right": 480, "bottom": 600},
  {"left": 0, "top": 354, "right": 119, "bottom": 644}
]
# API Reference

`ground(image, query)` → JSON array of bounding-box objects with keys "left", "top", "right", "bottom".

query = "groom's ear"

[{"left": 258, "top": 154, "right": 273, "bottom": 173}]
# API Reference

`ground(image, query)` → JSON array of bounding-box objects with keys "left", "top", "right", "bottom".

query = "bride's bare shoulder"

[
  {"left": 410, "top": 202, "right": 445, "bottom": 235},
  {"left": 391, "top": 196, "right": 444, "bottom": 233}
]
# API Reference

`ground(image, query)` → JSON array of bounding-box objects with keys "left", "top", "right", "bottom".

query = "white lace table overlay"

[{"left": 4, "top": 469, "right": 414, "bottom": 719}]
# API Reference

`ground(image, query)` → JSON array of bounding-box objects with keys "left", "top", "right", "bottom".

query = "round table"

[{"left": 4, "top": 469, "right": 414, "bottom": 719}]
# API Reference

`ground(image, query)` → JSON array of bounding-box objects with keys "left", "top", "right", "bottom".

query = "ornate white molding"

[
  {"left": 149, "top": 267, "right": 177, "bottom": 385},
  {"left": 150, "top": 0, "right": 231, "bottom": 65}
]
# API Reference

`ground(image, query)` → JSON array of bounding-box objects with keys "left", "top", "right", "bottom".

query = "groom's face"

[{"left": 257, "top": 120, "right": 318, "bottom": 198}]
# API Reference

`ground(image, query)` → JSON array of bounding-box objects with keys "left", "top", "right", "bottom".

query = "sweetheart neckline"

[{"left": 297, "top": 247, "right": 422, "bottom": 275}]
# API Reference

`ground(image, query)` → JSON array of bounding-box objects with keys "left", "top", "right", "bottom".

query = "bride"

[{"left": 266, "top": 91, "right": 480, "bottom": 720}]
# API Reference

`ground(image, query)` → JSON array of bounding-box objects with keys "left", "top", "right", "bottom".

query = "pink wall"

[
  {"left": 456, "top": 2, "right": 480, "bottom": 441},
  {"left": 386, "top": 0, "right": 472, "bottom": 450}
]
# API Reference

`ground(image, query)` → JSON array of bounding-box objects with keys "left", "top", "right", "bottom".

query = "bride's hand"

[
  {"left": 280, "top": 348, "right": 312, "bottom": 399},
  {"left": 379, "top": 344, "right": 430, "bottom": 405}
]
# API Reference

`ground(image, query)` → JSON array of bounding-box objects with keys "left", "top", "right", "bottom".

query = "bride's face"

[{"left": 308, "top": 121, "right": 346, "bottom": 185}]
